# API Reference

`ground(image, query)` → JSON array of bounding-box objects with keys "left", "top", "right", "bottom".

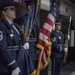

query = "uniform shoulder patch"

[
  {"left": 51, "top": 37, "right": 56, "bottom": 42},
  {"left": 59, "top": 36, "right": 61, "bottom": 39},
  {"left": 0, "top": 31, "right": 3, "bottom": 41}
]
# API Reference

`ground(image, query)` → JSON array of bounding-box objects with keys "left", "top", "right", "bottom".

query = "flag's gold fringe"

[
  {"left": 45, "top": 42, "right": 52, "bottom": 47},
  {"left": 21, "top": 28, "right": 30, "bottom": 41},
  {"left": 36, "top": 46, "right": 52, "bottom": 75},
  {"left": 41, "top": 59, "right": 50, "bottom": 70},
  {"left": 40, "top": 48, "right": 51, "bottom": 70},
  {"left": 31, "top": 70, "right": 36, "bottom": 75},
  {"left": 36, "top": 44, "right": 44, "bottom": 50},
  {"left": 36, "top": 42, "right": 52, "bottom": 50}
]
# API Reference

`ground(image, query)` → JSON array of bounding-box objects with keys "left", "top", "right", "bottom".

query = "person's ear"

[{"left": 2, "top": 10, "right": 6, "bottom": 15}]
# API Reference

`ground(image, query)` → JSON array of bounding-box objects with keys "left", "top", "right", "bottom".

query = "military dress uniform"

[
  {"left": 0, "top": 19, "right": 21, "bottom": 74},
  {"left": 50, "top": 29, "right": 65, "bottom": 75},
  {"left": 0, "top": 18, "right": 35, "bottom": 75},
  {"left": 17, "top": 0, "right": 39, "bottom": 70}
]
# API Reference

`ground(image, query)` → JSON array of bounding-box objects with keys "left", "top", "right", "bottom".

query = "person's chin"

[{"left": 13, "top": 16, "right": 16, "bottom": 19}]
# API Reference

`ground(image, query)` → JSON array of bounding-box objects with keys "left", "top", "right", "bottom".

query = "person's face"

[
  {"left": 55, "top": 24, "right": 61, "bottom": 30},
  {"left": 27, "top": 5, "right": 33, "bottom": 12},
  {"left": 2, "top": 8, "right": 16, "bottom": 20}
]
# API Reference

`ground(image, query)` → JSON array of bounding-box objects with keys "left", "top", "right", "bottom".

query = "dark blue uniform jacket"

[
  {"left": 0, "top": 19, "right": 35, "bottom": 75},
  {"left": 50, "top": 30, "right": 65, "bottom": 58},
  {"left": 0, "top": 19, "right": 26, "bottom": 72}
]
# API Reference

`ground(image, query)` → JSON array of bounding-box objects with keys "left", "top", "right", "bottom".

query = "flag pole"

[
  {"left": 36, "top": 49, "right": 43, "bottom": 75},
  {"left": 63, "top": 16, "right": 72, "bottom": 63},
  {"left": 36, "top": 0, "right": 40, "bottom": 13}
]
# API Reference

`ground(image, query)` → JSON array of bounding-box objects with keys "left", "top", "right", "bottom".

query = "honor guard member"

[
  {"left": 17, "top": 0, "right": 39, "bottom": 38},
  {"left": 17, "top": 0, "right": 39, "bottom": 69},
  {"left": 50, "top": 21, "right": 67, "bottom": 75},
  {"left": 0, "top": 1, "right": 35, "bottom": 75}
]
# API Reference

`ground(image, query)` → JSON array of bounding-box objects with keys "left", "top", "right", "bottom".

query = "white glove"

[
  {"left": 68, "top": 35, "right": 70, "bottom": 40},
  {"left": 64, "top": 47, "right": 68, "bottom": 52},
  {"left": 23, "top": 42, "right": 29, "bottom": 50},
  {"left": 11, "top": 67, "right": 21, "bottom": 75}
]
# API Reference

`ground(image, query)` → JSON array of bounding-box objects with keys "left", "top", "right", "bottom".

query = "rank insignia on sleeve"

[
  {"left": 0, "top": 31, "right": 3, "bottom": 41},
  {"left": 52, "top": 37, "right": 56, "bottom": 42},
  {"left": 59, "top": 36, "right": 61, "bottom": 39}
]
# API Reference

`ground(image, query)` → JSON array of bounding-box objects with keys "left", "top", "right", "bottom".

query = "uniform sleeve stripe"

[{"left": 7, "top": 60, "right": 16, "bottom": 66}]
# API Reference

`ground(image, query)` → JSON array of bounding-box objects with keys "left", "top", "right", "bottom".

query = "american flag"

[{"left": 36, "top": 0, "right": 58, "bottom": 73}]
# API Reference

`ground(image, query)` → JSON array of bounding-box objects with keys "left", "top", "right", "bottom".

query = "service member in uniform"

[
  {"left": 0, "top": 1, "right": 35, "bottom": 75},
  {"left": 17, "top": 0, "right": 39, "bottom": 69},
  {"left": 50, "top": 21, "right": 68, "bottom": 75},
  {"left": 17, "top": 0, "right": 39, "bottom": 38}
]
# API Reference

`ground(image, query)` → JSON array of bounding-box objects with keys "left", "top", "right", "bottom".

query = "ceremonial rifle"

[{"left": 64, "top": 16, "right": 72, "bottom": 63}]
